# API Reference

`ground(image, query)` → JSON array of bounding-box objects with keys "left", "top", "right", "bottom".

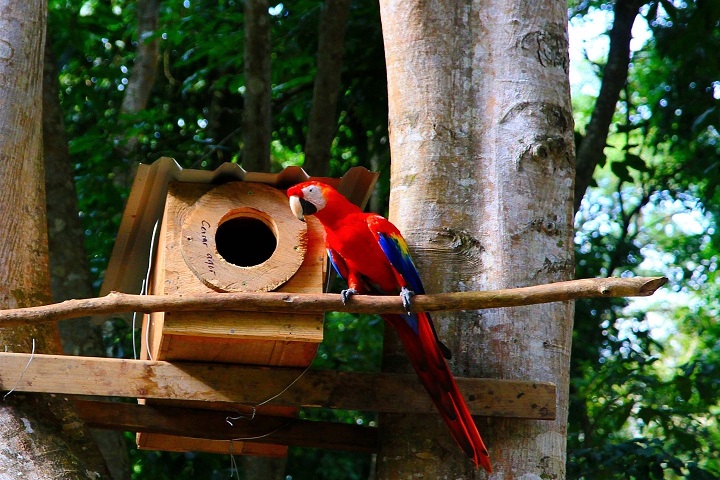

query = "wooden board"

[
  {"left": 136, "top": 434, "right": 287, "bottom": 456},
  {"left": 0, "top": 353, "right": 556, "bottom": 419},
  {"left": 138, "top": 181, "right": 327, "bottom": 453},
  {"left": 142, "top": 182, "right": 326, "bottom": 365},
  {"left": 76, "top": 400, "right": 378, "bottom": 453},
  {"left": 158, "top": 182, "right": 326, "bottom": 297},
  {"left": 180, "top": 181, "right": 307, "bottom": 293}
]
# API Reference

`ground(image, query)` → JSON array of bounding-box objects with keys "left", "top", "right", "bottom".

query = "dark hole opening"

[{"left": 215, "top": 216, "right": 277, "bottom": 267}]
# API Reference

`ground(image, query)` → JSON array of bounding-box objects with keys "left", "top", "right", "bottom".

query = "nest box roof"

[{"left": 100, "top": 157, "right": 378, "bottom": 296}]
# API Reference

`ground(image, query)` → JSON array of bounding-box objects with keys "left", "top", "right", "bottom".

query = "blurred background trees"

[{"left": 42, "top": 0, "right": 719, "bottom": 478}]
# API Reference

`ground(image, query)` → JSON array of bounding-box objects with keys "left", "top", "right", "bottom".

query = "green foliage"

[
  {"left": 569, "top": 2, "right": 720, "bottom": 477},
  {"left": 571, "top": 186, "right": 720, "bottom": 477},
  {"left": 49, "top": 0, "right": 389, "bottom": 291},
  {"left": 47, "top": 0, "right": 720, "bottom": 478}
]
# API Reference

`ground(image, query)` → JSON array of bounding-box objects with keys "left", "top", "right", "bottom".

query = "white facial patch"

[{"left": 303, "top": 185, "right": 327, "bottom": 212}]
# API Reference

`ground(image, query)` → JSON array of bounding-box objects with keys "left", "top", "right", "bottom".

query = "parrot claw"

[
  {"left": 341, "top": 288, "right": 358, "bottom": 305},
  {"left": 400, "top": 286, "right": 415, "bottom": 313}
]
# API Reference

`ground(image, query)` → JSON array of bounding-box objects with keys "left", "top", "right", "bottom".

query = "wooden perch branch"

[{"left": 0, "top": 276, "right": 667, "bottom": 327}]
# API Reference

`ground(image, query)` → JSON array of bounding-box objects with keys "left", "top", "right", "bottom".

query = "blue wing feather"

[
  {"left": 376, "top": 232, "right": 425, "bottom": 295},
  {"left": 371, "top": 221, "right": 452, "bottom": 359},
  {"left": 327, "top": 248, "right": 346, "bottom": 281},
  {"left": 374, "top": 229, "right": 426, "bottom": 336}
]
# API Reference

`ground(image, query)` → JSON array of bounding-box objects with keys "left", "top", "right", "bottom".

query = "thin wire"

[
  {"left": 131, "top": 279, "right": 144, "bottom": 360},
  {"left": 144, "top": 311, "right": 153, "bottom": 361},
  {"left": 230, "top": 421, "right": 295, "bottom": 442},
  {"left": 136, "top": 220, "right": 160, "bottom": 361},
  {"left": 3, "top": 339, "right": 36, "bottom": 401},
  {"left": 226, "top": 408, "right": 255, "bottom": 426},
  {"left": 225, "top": 361, "right": 313, "bottom": 428},
  {"left": 255, "top": 362, "right": 313, "bottom": 409},
  {"left": 224, "top": 361, "right": 312, "bottom": 442},
  {"left": 228, "top": 441, "right": 240, "bottom": 480}
]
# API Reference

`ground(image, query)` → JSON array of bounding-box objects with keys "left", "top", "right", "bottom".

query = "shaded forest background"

[{"left": 41, "top": 0, "right": 720, "bottom": 478}]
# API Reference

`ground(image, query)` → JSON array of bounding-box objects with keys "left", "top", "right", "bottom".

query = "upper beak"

[
  {"left": 289, "top": 195, "right": 304, "bottom": 221},
  {"left": 289, "top": 195, "right": 318, "bottom": 222}
]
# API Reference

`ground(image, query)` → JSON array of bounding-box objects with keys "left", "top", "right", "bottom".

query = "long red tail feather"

[{"left": 383, "top": 313, "right": 492, "bottom": 473}]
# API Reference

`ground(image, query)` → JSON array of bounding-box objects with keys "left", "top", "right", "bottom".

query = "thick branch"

[
  {"left": 574, "top": 0, "right": 645, "bottom": 212},
  {"left": 0, "top": 277, "right": 667, "bottom": 327}
]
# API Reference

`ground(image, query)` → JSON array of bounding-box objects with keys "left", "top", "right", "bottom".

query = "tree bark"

[
  {"left": 574, "top": 0, "right": 644, "bottom": 211},
  {"left": 303, "top": 0, "right": 352, "bottom": 176},
  {"left": 240, "top": 8, "right": 284, "bottom": 480},
  {"left": 43, "top": 34, "right": 132, "bottom": 480},
  {"left": 0, "top": 1, "right": 110, "bottom": 477},
  {"left": 115, "top": 0, "right": 160, "bottom": 187},
  {"left": 379, "top": 1, "right": 575, "bottom": 478},
  {"left": 43, "top": 35, "right": 105, "bottom": 358},
  {"left": 242, "top": 0, "right": 272, "bottom": 172},
  {"left": 120, "top": 0, "right": 161, "bottom": 116}
]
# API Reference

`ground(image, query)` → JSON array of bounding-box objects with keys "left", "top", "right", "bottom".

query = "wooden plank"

[
  {"left": 0, "top": 353, "right": 555, "bottom": 419},
  {"left": 76, "top": 400, "right": 377, "bottom": 453},
  {"left": 136, "top": 434, "right": 288, "bottom": 456},
  {"left": 156, "top": 335, "right": 319, "bottom": 366},
  {"left": 161, "top": 311, "right": 323, "bottom": 342}
]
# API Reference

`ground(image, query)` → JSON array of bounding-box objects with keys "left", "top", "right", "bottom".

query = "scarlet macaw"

[{"left": 287, "top": 181, "right": 492, "bottom": 472}]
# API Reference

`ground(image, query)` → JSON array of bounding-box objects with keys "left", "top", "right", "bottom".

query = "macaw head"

[{"left": 287, "top": 181, "right": 330, "bottom": 221}]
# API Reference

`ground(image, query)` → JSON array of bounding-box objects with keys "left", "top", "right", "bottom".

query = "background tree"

[
  {"left": 43, "top": 34, "right": 132, "bottom": 479},
  {"left": 0, "top": 0, "right": 109, "bottom": 477},
  {"left": 303, "top": 0, "right": 352, "bottom": 176},
  {"left": 241, "top": 0, "right": 272, "bottom": 171}
]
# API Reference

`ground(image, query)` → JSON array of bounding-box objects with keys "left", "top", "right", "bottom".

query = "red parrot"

[{"left": 287, "top": 181, "right": 492, "bottom": 472}]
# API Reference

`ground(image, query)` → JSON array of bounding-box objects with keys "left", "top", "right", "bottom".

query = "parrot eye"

[{"left": 302, "top": 184, "right": 326, "bottom": 211}]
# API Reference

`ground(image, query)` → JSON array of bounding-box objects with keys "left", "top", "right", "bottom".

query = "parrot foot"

[
  {"left": 340, "top": 288, "right": 358, "bottom": 305},
  {"left": 400, "top": 286, "right": 415, "bottom": 313}
]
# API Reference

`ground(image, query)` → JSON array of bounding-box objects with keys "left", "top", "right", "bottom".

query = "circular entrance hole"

[{"left": 215, "top": 214, "right": 277, "bottom": 267}]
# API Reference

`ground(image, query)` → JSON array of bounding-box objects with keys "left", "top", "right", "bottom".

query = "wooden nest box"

[{"left": 101, "top": 157, "right": 378, "bottom": 456}]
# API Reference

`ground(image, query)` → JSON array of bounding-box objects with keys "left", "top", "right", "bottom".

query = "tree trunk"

[
  {"left": 242, "top": 0, "right": 272, "bottom": 172},
  {"left": 574, "top": 0, "right": 644, "bottom": 211},
  {"left": 43, "top": 34, "right": 132, "bottom": 480},
  {"left": 120, "top": 0, "right": 161, "bottom": 116},
  {"left": 378, "top": 1, "right": 575, "bottom": 478},
  {"left": 0, "top": 1, "right": 109, "bottom": 477},
  {"left": 43, "top": 35, "right": 105, "bottom": 358},
  {"left": 303, "top": 0, "right": 352, "bottom": 177},
  {"left": 115, "top": 0, "right": 160, "bottom": 187},
  {"left": 239, "top": 5, "right": 285, "bottom": 478}
]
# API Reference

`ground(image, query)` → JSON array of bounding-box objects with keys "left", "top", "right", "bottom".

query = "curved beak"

[
  {"left": 289, "top": 195, "right": 305, "bottom": 221},
  {"left": 289, "top": 195, "right": 318, "bottom": 222}
]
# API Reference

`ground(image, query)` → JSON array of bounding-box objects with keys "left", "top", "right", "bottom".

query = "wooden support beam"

[
  {"left": 0, "top": 353, "right": 555, "bottom": 419},
  {"left": 0, "top": 276, "right": 667, "bottom": 327},
  {"left": 75, "top": 400, "right": 378, "bottom": 453}
]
